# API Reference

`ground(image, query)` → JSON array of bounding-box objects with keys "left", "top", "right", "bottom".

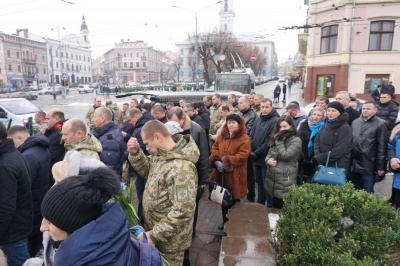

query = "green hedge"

[{"left": 273, "top": 183, "right": 400, "bottom": 265}]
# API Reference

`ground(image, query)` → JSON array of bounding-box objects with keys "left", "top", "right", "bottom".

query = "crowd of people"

[{"left": 0, "top": 83, "right": 399, "bottom": 265}]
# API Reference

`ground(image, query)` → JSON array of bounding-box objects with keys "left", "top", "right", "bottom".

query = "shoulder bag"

[
  {"left": 313, "top": 151, "right": 346, "bottom": 186},
  {"left": 208, "top": 172, "right": 233, "bottom": 208}
]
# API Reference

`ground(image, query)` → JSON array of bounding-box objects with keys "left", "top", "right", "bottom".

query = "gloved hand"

[
  {"left": 214, "top": 161, "right": 224, "bottom": 173},
  {"left": 374, "top": 173, "right": 386, "bottom": 183},
  {"left": 250, "top": 152, "right": 257, "bottom": 161}
]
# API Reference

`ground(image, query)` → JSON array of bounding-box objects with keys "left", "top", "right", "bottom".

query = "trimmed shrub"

[{"left": 273, "top": 183, "right": 400, "bottom": 265}]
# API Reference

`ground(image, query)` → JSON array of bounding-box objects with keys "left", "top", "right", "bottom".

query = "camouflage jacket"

[
  {"left": 128, "top": 134, "right": 199, "bottom": 254},
  {"left": 35, "top": 122, "right": 48, "bottom": 135},
  {"left": 108, "top": 103, "right": 123, "bottom": 126},
  {"left": 64, "top": 133, "right": 102, "bottom": 160},
  {"left": 253, "top": 104, "right": 262, "bottom": 116},
  {"left": 85, "top": 105, "right": 103, "bottom": 126},
  {"left": 209, "top": 102, "right": 222, "bottom": 135}
]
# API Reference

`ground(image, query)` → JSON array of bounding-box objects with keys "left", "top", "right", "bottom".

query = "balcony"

[{"left": 22, "top": 58, "right": 37, "bottom": 65}]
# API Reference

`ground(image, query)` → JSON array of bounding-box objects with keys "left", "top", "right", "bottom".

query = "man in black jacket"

[
  {"left": 376, "top": 92, "right": 399, "bottom": 131},
  {"left": 7, "top": 126, "right": 51, "bottom": 257},
  {"left": 349, "top": 101, "right": 389, "bottom": 193},
  {"left": 249, "top": 99, "right": 279, "bottom": 206},
  {"left": 150, "top": 105, "right": 168, "bottom": 124},
  {"left": 183, "top": 103, "right": 206, "bottom": 130},
  {"left": 335, "top": 91, "right": 359, "bottom": 126},
  {"left": 0, "top": 123, "right": 33, "bottom": 265}
]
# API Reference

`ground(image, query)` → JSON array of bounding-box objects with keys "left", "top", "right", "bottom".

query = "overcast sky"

[{"left": 0, "top": 0, "right": 307, "bottom": 64}]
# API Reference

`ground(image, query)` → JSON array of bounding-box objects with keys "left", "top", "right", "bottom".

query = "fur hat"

[
  {"left": 41, "top": 167, "right": 121, "bottom": 234},
  {"left": 164, "top": 121, "right": 183, "bottom": 135},
  {"left": 226, "top": 113, "right": 241, "bottom": 124},
  {"left": 52, "top": 150, "right": 106, "bottom": 182},
  {"left": 327, "top": 101, "right": 345, "bottom": 114}
]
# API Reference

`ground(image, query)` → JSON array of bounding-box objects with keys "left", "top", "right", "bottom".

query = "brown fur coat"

[{"left": 209, "top": 117, "right": 251, "bottom": 199}]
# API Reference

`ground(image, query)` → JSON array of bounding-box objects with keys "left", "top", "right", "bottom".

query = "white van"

[
  {"left": 78, "top": 84, "right": 94, "bottom": 93},
  {"left": 0, "top": 98, "right": 41, "bottom": 128}
]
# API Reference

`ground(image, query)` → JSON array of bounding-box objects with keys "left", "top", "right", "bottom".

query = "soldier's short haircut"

[
  {"left": 128, "top": 108, "right": 142, "bottom": 118},
  {"left": 166, "top": 102, "right": 174, "bottom": 107},
  {"left": 240, "top": 96, "right": 250, "bottom": 104},
  {"left": 228, "top": 93, "right": 236, "bottom": 99},
  {"left": 36, "top": 111, "right": 46, "bottom": 118},
  {"left": 105, "top": 100, "right": 112, "bottom": 106},
  {"left": 315, "top": 96, "right": 329, "bottom": 104},
  {"left": 179, "top": 98, "right": 187, "bottom": 103},
  {"left": 363, "top": 100, "right": 377, "bottom": 108},
  {"left": 51, "top": 110, "right": 65, "bottom": 120},
  {"left": 212, "top": 93, "right": 221, "bottom": 99},
  {"left": 220, "top": 104, "right": 230, "bottom": 112},
  {"left": 250, "top": 91, "right": 256, "bottom": 95},
  {"left": 68, "top": 118, "right": 87, "bottom": 134},
  {"left": 96, "top": 107, "right": 113, "bottom": 122},
  {"left": 192, "top": 102, "right": 200, "bottom": 110},
  {"left": 141, "top": 120, "right": 170, "bottom": 140},
  {"left": 167, "top": 107, "right": 186, "bottom": 120},
  {"left": 204, "top": 96, "right": 212, "bottom": 101},
  {"left": 7, "top": 125, "right": 29, "bottom": 137},
  {"left": 151, "top": 105, "right": 165, "bottom": 114},
  {"left": 130, "top": 98, "right": 139, "bottom": 105},
  {"left": 0, "top": 122, "right": 6, "bottom": 141},
  {"left": 336, "top": 91, "right": 350, "bottom": 100},
  {"left": 261, "top": 98, "right": 273, "bottom": 106},
  {"left": 255, "top": 94, "right": 264, "bottom": 99},
  {"left": 123, "top": 103, "right": 129, "bottom": 107},
  {"left": 184, "top": 103, "right": 194, "bottom": 111},
  {"left": 287, "top": 102, "right": 300, "bottom": 111}
]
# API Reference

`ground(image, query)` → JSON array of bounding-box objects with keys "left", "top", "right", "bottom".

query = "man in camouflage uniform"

[
  {"left": 105, "top": 100, "right": 123, "bottom": 127},
  {"left": 252, "top": 94, "right": 264, "bottom": 116},
  {"left": 34, "top": 111, "right": 47, "bottom": 135},
  {"left": 62, "top": 118, "right": 102, "bottom": 160},
  {"left": 209, "top": 93, "right": 222, "bottom": 135},
  {"left": 127, "top": 120, "right": 199, "bottom": 266},
  {"left": 85, "top": 97, "right": 103, "bottom": 131}
]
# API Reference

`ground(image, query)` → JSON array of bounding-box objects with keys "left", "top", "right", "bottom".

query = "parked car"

[
  {"left": 0, "top": 98, "right": 41, "bottom": 128},
  {"left": 78, "top": 84, "right": 94, "bottom": 93},
  {"left": 9, "top": 91, "right": 38, "bottom": 101},
  {"left": 278, "top": 76, "right": 286, "bottom": 83},
  {"left": 89, "top": 82, "right": 100, "bottom": 89}
]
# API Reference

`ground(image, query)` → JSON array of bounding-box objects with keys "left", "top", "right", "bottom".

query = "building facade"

[
  {"left": 0, "top": 29, "right": 48, "bottom": 88},
  {"left": 304, "top": 0, "right": 400, "bottom": 102}
]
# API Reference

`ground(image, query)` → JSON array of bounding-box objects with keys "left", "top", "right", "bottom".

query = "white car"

[
  {"left": 78, "top": 85, "right": 94, "bottom": 93},
  {"left": 0, "top": 98, "right": 41, "bottom": 128},
  {"left": 278, "top": 77, "right": 286, "bottom": 83}
]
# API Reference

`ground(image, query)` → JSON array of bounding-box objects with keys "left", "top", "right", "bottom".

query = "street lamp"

[{"left": 172, "top": 1, "right": 221, "bottom": 90}]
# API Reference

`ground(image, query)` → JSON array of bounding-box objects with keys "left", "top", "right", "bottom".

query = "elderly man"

[
  {"left": 34, "top": 111, "right": 47, "bottom": 134},
  {"left": 127, "top": 120, "right": 199, "bottom": 265},
  {"left": 62, "top": 118, "right": 102, "bottom": 159},
  {"left": 183, "top": 103, "right": 206, "bottom": 130},
  {"left": 92, "top": 107, "right": 125, "bottom": 172},
  {"left": 150, "top": 105, "right": 168, "bottom": 123},
  {"left": 85, "top": 97, "right": 103, "bottom": 130},
  {"left": 335, "top": 91, "right": 360, "bottom": 126}
]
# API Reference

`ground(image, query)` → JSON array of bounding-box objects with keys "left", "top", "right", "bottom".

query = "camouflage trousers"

[{"left": 163, "top": 251, "right": 184, "bottom": 266}]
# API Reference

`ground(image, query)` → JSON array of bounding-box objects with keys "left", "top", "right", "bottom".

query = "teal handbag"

[{"left": 313, "top": 151, "right": 346, "bottom": 186}]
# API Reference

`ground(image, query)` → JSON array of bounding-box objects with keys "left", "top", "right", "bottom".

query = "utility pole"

[
  {"left": 49, "top": 46, "right": 56, "bottom": 100},
  {"left": 52, "top": 26, "right": 65, "bottom": 99}
]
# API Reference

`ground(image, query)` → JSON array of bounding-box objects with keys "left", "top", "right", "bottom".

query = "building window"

[
  {"left": 316, "top": 75, "right": 335, "bottom": 97},
  {"left": 130, "top": 62, "right": 133, "bottom": 68},
  {"left": 42, "top": 55, "right": 45, "bottom": 62},
  {"left": 17, "top": 52, "right": 20, "bottom": 59},
  {"left": 142, "top": 62, "right": 146, "bottom": 67},
  {"left": 72, "top": 64, "right": 74, "bottom": 71},
  {"left": 368, "top": 21, "right": 394, "bottom": 51},
  {"left": 124, "top": 53, "right": 126, "bottom": 58},
  {"left": 67, "top": 63, "right": 70, "bottom": 70},
  {"left": 364, "top": 74, "right": 389, "bottom": 94},
  {"left": 83, "top": 56, "right": 85, "bottom": 61},
  {"left": 56, "top": 51, "right": 58, "bottom": 57},
  {"left": 43, "top": 68, "right": 46, "bottom": 74},
  {"left": 7, "top": 50, "right": 10, "bottom": 57},
  {"left": 49, "top": 50, "right": 52, "bottom": 56},
  {"left": 61, "top": 52, "right": 63, "bottom": 58},
  {"left": 18, "top": 66, "right": 21, "bottom": 72},
  {"left": 34, "top": 54, "right": 37, "bottom": 60},
  {"left": 124, "top": 62, "right": 127, "bottom": 68},
  {"left": 136, "top": 62, "right": 139, "bottom": 67},
  {"left": 320, "top": 25, "right": 338, "bottom": 54},
  {"left": 136, "top": 52, "right": 139, "bottom": 57},
  {"left": 130, "top": 52, "right": 132, "bottom": 57},
  {"left": 142, "top": 52, "right": 145, "bottom": 56},
  {"left": 8, "top": 65, "right": 12, "bottom": 71},
  {"left": 56, "top": 62, "right": 59, "bottom": 68}
]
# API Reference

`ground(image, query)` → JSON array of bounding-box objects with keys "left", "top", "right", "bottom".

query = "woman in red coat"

[{"left": 209, "top": 113, "right": 251, "bottom": 230}]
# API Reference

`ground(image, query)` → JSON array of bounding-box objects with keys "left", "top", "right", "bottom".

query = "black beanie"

[
  {"left": 41, "top": 167, "right": 121, "bottom": 234},
  {"left": 226, "top": 113, "right": 241, "bottom": 124},
  {"left": 327, "top": 101, "right": 345, "bottom": 114}
]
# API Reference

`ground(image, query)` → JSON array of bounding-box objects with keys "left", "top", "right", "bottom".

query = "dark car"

[
  {"left": 9, "top": 91, "right": 38, "bottom": 100},
  {"left": 69, "top": 82, "right": 79, "bottom": 88}
]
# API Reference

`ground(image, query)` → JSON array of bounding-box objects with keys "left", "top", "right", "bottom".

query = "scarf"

[
  {"left": 307, "top": 119, "right": 324, "bottom": 156},
  {"left": 327, "top": 118, "right": 338, "bottom": 125}
]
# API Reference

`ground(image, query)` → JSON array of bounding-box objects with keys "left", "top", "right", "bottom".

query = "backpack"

[{"left": 130, "top": 226, "right": 164, "bottom": 266}]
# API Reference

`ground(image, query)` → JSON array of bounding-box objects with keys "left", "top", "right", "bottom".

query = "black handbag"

[
  {"left": 313, "top": 151, "right": 346, "bottom": 186},
  {"left": 208, "top": 172, "right": 233, "bottom": 208}
]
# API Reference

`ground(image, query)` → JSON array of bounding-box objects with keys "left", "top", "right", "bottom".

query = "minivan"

[
  {"left": 0, "top": 98, "right": 41, "bottom": 129},
  {"left": 78, "top": 84, "right": 94, "bottom": 93}
]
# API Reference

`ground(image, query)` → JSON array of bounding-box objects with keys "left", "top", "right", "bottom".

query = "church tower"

[
  {"left": 80, "top": 15, "right": 89, "bottom": 43},
  {"left": 219, "top": 0, "right": 235, "bottom": 34}
]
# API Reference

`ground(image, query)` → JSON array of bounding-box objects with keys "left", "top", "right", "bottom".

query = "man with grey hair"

[
  {"left": 92, "top": 107, "right": 125, "bottom": 172},
  {"left": 336, "top": 91, "right": 360, "bottom": 126}
]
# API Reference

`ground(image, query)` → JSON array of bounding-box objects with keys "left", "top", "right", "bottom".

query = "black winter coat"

[
  {"left": 376, "top": 101, "right": 399, "bottom": 131},
  {"left": 240, "top": 108, "right": 257, "bottom": 135},
  {"left": 198, "top": 106, "right": 210, "bottom": 132},
  {"left": 298, "top": 120, "right": 316, "bottom": 161},
  {"left": 94, "top": 122, "right": 126, "bottom": 172},
  {"left": 351, "top": 116, "right": 389, "bottom": 174},
  {"left": 345, "top": 107, "right": 360, "bottom": 126},
  {"left": 18, "top": 134, "right": 51, "bottom": 238},
  {"left": 44, "top": 120, "right": 66, "bottom": 167},
  {"left": 314, "top": 113, "right": 353, "bottom": 169},
  {"left": 249, "top": 109, "right": 279, "bottom": 166},
  {"left": 0, "top": 139, "right": 33, "bottom": 245},
  {"left": 190, "top": 114, "right": 206, "bottom": 131}
]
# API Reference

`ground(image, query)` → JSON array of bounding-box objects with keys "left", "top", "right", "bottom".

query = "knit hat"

[
  {"left": 327, "top": 101, "right": 345, "bottom": 114},
  {"left": 41, "top": 167, "right": 121, "bottom": 234},
  {"left": 164, "top": 121, "right": 184, "bottom": 135},
  {"left": 226, "top": 113, "right": 241, "bottom": 124},
  {"left": 52, "top": 150, "right": 106, "bottom": 182}
]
